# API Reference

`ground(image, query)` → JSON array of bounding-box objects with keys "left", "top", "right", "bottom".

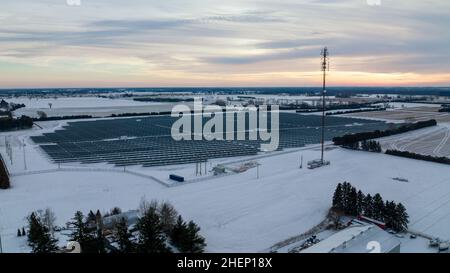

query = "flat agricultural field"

[
  {"left": 346, "top": 106, "right": 450, "bottom": 123},
  {"left": 379, "top": 125, "right": 450, "bottom": 158}
]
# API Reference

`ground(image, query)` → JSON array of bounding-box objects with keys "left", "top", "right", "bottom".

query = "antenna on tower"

[
  {"left": 306, "top": 48, "right": 331, "bottom": 170},
  {"left": 320, "top": 47, "right": 329, "bottom": 163}
]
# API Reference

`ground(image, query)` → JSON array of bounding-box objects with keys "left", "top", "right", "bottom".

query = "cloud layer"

[{"left": 0, "top": 0, "right": 449, "bottom": 88}]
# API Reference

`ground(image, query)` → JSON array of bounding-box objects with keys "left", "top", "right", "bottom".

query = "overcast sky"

[{"left": 0, "top": 0, "right": 449, "bottom": 88}]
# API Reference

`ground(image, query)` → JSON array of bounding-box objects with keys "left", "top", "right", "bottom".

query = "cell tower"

[
  {"left": 306, "top": 48, "right": 331, "bottom": 170},
  {"left": 320, "top": 47, "right": 330, "bottom": 163}
]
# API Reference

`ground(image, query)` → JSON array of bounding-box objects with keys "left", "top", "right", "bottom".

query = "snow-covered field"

[
  {"left": 6, "top": 97, "right": 152, "bottom": 109},
  {"left": 386, "top": 102, "right": 441, "bottom": 109},
  {"left": 2, "top": 127, "right": 450, "bottom": 253},
  {"left": 1, "top": 103, "right": 450, "bottom": 253},
  {"left": 379, "top": 124, "right": 450, "bottom": 158},
  {"left": 5, "top": 96, "right": 179, "bottom": 118}
]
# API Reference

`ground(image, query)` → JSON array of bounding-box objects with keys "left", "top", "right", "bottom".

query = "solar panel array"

[{"left": 31, "top": 112, "right": 391, "bottom": 167}]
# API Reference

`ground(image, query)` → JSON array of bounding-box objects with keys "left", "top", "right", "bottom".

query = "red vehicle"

[{"left": 357, "top": 215, "right": 386, "bottom": 229}]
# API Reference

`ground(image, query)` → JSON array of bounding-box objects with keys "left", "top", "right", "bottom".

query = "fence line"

[{"left": 11, "top": 167, "right": 170, "bottom": 187}]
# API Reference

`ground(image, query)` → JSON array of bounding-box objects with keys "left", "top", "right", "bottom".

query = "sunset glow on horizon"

[{"left": 1, "top": 0, "right": 450, "bottom": 88}]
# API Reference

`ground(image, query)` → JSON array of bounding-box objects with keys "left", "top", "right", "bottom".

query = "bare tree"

[
  {"left": 37, "top": 208, "right": 57, "bottom": 236},
  {"left": 138, "top": 197, "right": 158, "bottom": 217},
  {"left": 159, "top": 201, "right": 178, "bottom": 234}
]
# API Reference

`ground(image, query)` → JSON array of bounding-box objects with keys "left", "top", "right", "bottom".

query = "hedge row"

[
  {"left": 385, "top": 150, "right": 450, "bottom": 165},
  {"left": 333, "top": 119, "right": 437, "bottom": 146}
]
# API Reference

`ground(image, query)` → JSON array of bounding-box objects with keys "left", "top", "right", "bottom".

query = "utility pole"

[
  {"left": 257, "top": 164, "right": 259, "bottom": 179},
  {"left": 0, "top": 209, "right": 3, "bottom": 253},
  {"left": 23, "top": 139, "right": 27, "bottom": 170},
  {"left": 320, "top": 47, "right": 330, "bottom": 163}
]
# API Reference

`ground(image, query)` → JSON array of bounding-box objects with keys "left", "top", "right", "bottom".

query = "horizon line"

[{"left": 1, "top": 86, "right": 450, "bottom": 91}]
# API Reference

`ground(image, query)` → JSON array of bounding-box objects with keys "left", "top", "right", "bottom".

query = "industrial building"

[{"left": 301, "top": 224, "right": 401, "bottom": 253}]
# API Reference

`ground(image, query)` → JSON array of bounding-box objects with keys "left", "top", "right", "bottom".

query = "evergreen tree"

[
  {"left": 110, "top": 207, "right": 122, "bottom": 216},
  {"left": 346, "top": 187, "right": 358, "bottom": 216},
  {"left": 182, "top": 221, "right": 206, "bottom": 253},
  {"left": 171, "top": 215, "right": 187, "bottom": 251},
  {"left": 372, "top": 194, "right": 385, "bottom": 221},
  {"left": 67, "top": 211, "right": 90, "bottom": 245},
  {"left": 371, "top": 141, "right": 376, "bottom": 151},
  {"left": 95, "top": 226, "right": 107, "bottom": 254},
  {"left": 395, "top": 203, "right": 409, "bottom": 232},
  {"left": 170, "top": 216, "right": 206, "bottom": 253},
  {"left": 27, "top": 212, "right": 59, "bottom": 253},
  {"left": 374, "top": 141, "right": 381, "bottom": 152},
  {"left": 332, "top": 183, "right": 344, "bottom": 211},
  {"left": 347, "top": 142, "right": 359, "bottom": 150},
  {"left": 17, "top": 229, "right": 21, "bottom": 237},
  {"left": 94, "top": 210, "right": 106, "bottom": 253},
  {"left": 361, "top": 140, "right": 368, "bottom": 151},
  {"left": 363, "top": 194, "right": 373, "bottom": 218},
  {"left": 67, "top": 211, "right": 103, "bottom": 253},
  {"left": 341, "top": 182, "right": 352, "bottom": 210},
  {"left": 112, "top": 218, "right": 136, "bottom": 253},
  {"left": 87, "top": 210, "right": 96, "bottom": 223},
  {"left": 384, "top": 201, "right": 396, "bottom": 229},
  {"left": 356, "top": 190, "right": 365, "bottom": 215},
  {"left": 136, "top": 207, "right": 169, "bottom": 253}
]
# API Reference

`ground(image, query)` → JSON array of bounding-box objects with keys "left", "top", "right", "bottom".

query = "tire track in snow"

[
  {"left": 399, "top": 129, "right": 443, "bottom": 151},
  {"left": 432, "top": 127, "right": 450, "bottom": 157}
]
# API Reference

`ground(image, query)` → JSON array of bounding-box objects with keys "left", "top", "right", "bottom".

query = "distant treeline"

[
  {"left": 134, "top": 97, "right": 194, "bottom": 103},
  {"left": 326, "top": 108, "right": 386, "bottom": 116},
  {"left": 32, "top": 111, "right": 175, "bottom": 121},
  {"left": 110, "top": 111, "right": 172, "bottom": 117},
  {"left": 344, "top": 140, "right": 382, "bottom": 153},
  {"left": 1, "top": 87, "right": 450, "bottom": 97},
  {"left": 0, "top": 99, "right": 26, "bottom": 111},
  {"left": 33, "top": 115, "right": 93, "bottom": 122},
  {"left": 438, "top": 107, "right": 450, "bottom": 113},
  {"left": 333, "top": 119, "right": 437, "bottom": 146},
  {"left": 0, "top": 115, "right": 34, "bottom": 131},
  {"left": 385, "top": 150, "right": 450, "bottom": 165},
  {"left": 295, "top": 103, "right": 382, "bottom": 113}
]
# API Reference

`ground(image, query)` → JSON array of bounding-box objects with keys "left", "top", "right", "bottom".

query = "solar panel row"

[{"left": 31, "top": 112, "right": 391, "bottom": 167}]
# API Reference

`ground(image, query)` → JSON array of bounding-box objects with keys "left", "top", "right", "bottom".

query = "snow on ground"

[
  {"left": 2, "top": 138, "right": 450, "bottom": 252},
  {"left": 385, "top": 102, "right": 441, "bottom": 109},
  {"left": 6, "top": 96, "right": 180, "bottom": 118},
  {"left": 6, "top": 97, "right": 152, "bottom": 109},
  {"left": 378, "top": 124, "right": 450, "bottom": 158}
]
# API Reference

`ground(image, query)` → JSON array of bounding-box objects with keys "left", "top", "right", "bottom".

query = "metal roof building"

[{"left": 301, "top": 224, "right": 401, "bottom": 253}]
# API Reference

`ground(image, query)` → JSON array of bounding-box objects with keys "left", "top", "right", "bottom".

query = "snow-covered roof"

[
  {"left": 301, "top": 225, "right": 400, "bottom": 253},
  {"left": 102, "top": 210, "right": 140, "bottom": 228}
]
